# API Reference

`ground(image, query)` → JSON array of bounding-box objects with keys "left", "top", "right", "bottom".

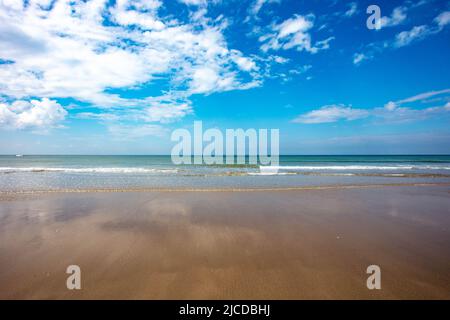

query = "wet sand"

[{"left": 0, "top": 185, "right": 449, "bottom": 299}]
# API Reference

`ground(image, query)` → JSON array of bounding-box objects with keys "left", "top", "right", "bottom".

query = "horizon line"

[{"left": 2, "top": 154, "right": 450, "bottom": 157}]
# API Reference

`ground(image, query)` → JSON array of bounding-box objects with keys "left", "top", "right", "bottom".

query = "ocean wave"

[
  {"left": 261, "top": 165, "right": 450, "bottom": 171},
  {"left": 0, "top": 167, "right": 178, "bottom": 174},
  {"left": 2, "top": 182, "right": 450, "bottom": 194},
  {"left": 247, "top": 172, "right": 293, "bottom": 176}
]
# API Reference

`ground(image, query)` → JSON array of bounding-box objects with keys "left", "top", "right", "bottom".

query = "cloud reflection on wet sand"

[{"left": 0, "top": 186, "right": 449, "bottom": 299}]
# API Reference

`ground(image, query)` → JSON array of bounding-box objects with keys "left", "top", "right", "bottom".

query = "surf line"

[{"left": 2, "top": 182, "right": 450, "bottom": 195}]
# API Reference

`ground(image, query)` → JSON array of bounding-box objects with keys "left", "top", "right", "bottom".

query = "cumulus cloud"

[
  {"left": 259, "top": 14, "right": 334, "bottom": 53},
  {"left": 0, "top": 98, "right": 67, "bottom": 129},
  {"left": 0, "top": 0, "right": 261, "bottom": 130},
  {"left": 379, "top": 6, "right": 407, "bottom": 29},
  {"left": 189, "top": 67, "right": 230, "bottom": 94},
  {"left": 231, "top": 50, "right": 258, "bottom": 72},
  {"left": 145, "top": 103, "right": 193, "bottom": 123}
]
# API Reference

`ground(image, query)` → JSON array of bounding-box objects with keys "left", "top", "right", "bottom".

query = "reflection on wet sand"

[{"left": 0, "top": 186, "right": 449, "bottom": 299}]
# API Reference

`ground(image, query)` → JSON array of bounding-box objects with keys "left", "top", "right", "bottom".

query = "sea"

[{"left": 1, "top": 155, "right": 450, "bottom": 191}]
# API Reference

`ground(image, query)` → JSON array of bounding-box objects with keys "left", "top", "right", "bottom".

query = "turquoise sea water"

[{"left": 1, "top": 155, "right": 450, "bottom": 191}]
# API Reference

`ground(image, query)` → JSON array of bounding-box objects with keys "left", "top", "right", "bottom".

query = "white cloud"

[
  {"left": 288, "top": 64, "right": 311, "bottom": 75},
  {"left": 145, "top": 103, "right": 193, "bottom": 123},
  {"left": 272, "top": 55, "right": 289, "bottom": 64},
  {"left": 292, "top": 105, "right": 369, "bottom": 124},
  {"left": 392, "top": 10, "right": 450, "bottom": 48},
  {"left": 384, "top": 101, "right": 397, "bottom": 111},
  {"left": 188, "top": 62, "right": 260, "bottom": 94},
  {"left": 0, "top": 98, "right": 67, "bottom": 129},
  {"left": 278, "top": 14, "right": 312, "bottom": 37},
  {"left": 75, "top": 96, "right": 193, "bottom": 124},
  {"left": 229, "top": 49, "right": 258, "bottom": 73},
  {"left": 248, "top": 0, "right": 280, "bottom": 17},
  {"left": 189, "top": 67, "right": 230, "bottom": 94},
  {"left": 249, "top": 0, "right": 265, "bottom": 16},
  {"left": 259, "top": 14, "right": 333, "bottom": 53},
  {"left": 112, "top": 0, "right": 165, "bottom": 30},
  {"left": 344, "top": 2, "right": 358, "bottom": 17},
  {"left": 394, "top": 25, "right": 431, "bottom": 47},
  {"left": 378, "top": 90, "right": 450, "bottom": 122},
  {"left": 0, "top": 0, "right": 261, "bottom": 128},
  {"left": 379, "top": 6, "right": 407, "bottom": 29},
  {"left": 434, "top": 11, "right": 450, "bottom": 28},
  {"left": 178, "top": 0, "right": 207, "bottom": 6}
]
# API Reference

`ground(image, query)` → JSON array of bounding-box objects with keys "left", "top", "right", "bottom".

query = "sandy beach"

[{"left": 0, "top": 184, "right": 449, "bottom": 299}]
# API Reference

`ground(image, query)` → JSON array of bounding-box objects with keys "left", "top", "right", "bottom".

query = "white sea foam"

[
  {"left": 260, "top": 165, "right": 450, "bottom": 171},
  {"left": 248, "top": 172, "right": 291, "bottom": 176},
  {"left": 0, "top": 167, "right": 178, "bottom": 174}
]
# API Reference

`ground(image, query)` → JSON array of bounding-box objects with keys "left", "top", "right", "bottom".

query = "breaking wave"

[{"left": 0, "top": 167, "right": 178, "bottom": 174}]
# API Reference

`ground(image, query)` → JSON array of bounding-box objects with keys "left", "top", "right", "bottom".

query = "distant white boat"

[{"left": 15, "top": 154, "right": 23, "bottom": 157}]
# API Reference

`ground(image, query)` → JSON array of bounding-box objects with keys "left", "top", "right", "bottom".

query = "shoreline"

[
  {"left": 1, "top": 184, "right": 449, "bottom": 299},
  {"left": 1, "top": 182, "right": 450, "bottom": 195}
]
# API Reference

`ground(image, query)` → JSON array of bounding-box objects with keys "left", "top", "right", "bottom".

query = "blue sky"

[{"left": 0, "top": 0, "right": 449, "bottom": 154}]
